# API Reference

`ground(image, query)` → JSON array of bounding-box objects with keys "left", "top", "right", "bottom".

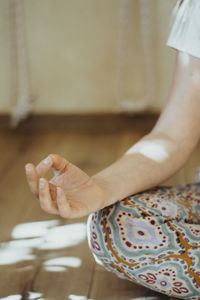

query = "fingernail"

[
  {"left": 25, "top": 164, "right": 31, "bottom": 173},
  {"left": 39, "top": 178, "right": 45, "bottom": 188},
  {"left": 43, "top": 156, "right": 51, "bottom": 165}
]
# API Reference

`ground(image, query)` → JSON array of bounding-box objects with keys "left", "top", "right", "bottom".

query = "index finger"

[
  {"left": 35, "top": 153, "right": 69, "bottom": 178},
  {"left": 25, "top": 162, "right": 59, "bottom": 199},
  {"left": 49, "top": 154, "right": 69, "bottom": 175}
]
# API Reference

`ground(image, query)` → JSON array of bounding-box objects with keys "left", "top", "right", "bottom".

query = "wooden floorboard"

[
  {"left": 0, "top": 115, "right": 200, "bottom": 299},
  {"left": 0, "top": 128, "right": 120, "bottom": 299},
  {"left": 89, "top": 265, "right": 169, "bottom": 300},
  {"left": 0, "top": 131, "right": 32, "bottom": 179}
]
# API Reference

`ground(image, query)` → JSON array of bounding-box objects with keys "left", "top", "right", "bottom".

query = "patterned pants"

[{"left": 87, "top": 182, "right": 200, "bottom": 299}]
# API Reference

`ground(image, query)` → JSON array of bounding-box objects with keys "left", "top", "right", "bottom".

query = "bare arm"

[
  {"left": 25, "top": 51, "right": 200, "bottom": 218},
  {"left": 92, "top": 51, "right": 200, "bottom": 206}
]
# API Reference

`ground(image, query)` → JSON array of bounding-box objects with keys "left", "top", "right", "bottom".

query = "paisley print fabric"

[{"left": 87, "top": 182, "right": 200, "bottom": 299}]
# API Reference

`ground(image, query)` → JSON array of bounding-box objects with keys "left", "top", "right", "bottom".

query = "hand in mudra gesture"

[{"left": 25, "top": 154, "right": 108, "bottom": 219}]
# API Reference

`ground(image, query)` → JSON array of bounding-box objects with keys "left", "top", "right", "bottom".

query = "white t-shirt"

[{"left": 167, "top": 0, "right": 200, "bottom": 59}]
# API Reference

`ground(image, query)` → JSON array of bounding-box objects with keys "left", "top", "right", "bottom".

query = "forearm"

[
  {"left": 92, "top": 131, "right": 192, "bottom": 207},
  {"left": 92, "top": 52, "right": 200, "bottom": 208}
]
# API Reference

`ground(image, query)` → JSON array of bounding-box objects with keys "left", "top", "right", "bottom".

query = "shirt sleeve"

[{"left": 166, "top": 0, "right": 200, "bottom": 59}]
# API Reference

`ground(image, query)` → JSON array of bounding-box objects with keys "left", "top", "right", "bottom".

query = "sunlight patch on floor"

[
  {"left": 44, "top": 256, "right": 82, "bottom": 268},
  {"left": 129, "top": 297, "right": 160, "bottom": 300},
  {"left": 0, "top": 296, "right": 21, "bottom": 300},
  {"left": 0, "top": 243, "right": 35, "bottom": 265},
  {"left": 38, "top": 223, "right": 87, "bottom": 250},
  {"left": 0, "top": 292, "right": 43, "bottom": 300},
  {"left": 44, "top": 265, "right": 66, "bottom": 272},
  {"left": 11, "top": 220, "right": 59, "bottom": 239},
  {"left": 68, "top": 295, "right": 93, "bottom": 300},
  {"left": 0, "top": 221, "right": 86, "bottom": 266}
]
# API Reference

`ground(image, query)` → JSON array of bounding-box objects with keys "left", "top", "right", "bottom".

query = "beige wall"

[{"left": 0, "top": 0, "right": 176, "bottom": 114}]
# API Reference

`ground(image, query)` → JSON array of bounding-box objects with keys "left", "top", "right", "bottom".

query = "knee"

[{"left": 86, "top": 206, "right": 115, "bottom": 266}]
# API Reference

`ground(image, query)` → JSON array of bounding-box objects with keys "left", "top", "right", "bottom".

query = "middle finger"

[
  {"left": 39, "top": 178, "right": 59, "bottom": 215},
  {"left": 36, "top": 155, "right": 52, "bottom": 177}
]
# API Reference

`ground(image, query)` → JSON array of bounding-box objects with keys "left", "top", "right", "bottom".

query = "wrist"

[{"left": 91, "top": 174, "right": 118, "bottom": 208}]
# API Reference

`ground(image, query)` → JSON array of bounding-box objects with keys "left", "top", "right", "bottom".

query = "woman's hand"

[{"left": 25, "top": 154, "right": 109, "bottom": 219}]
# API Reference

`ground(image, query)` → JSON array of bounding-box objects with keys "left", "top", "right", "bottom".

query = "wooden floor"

[{"left": 0, "top": 115, "right": 200, "bottom": 300}]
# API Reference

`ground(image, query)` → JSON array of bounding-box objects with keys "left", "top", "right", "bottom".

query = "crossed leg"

[{"left": 87, "top": 182, "right": 200, "bottom": 299}]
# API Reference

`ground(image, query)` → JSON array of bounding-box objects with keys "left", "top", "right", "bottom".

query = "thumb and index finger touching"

[{"left": 25, "top": 154, "right": 69, "bottom": 197}]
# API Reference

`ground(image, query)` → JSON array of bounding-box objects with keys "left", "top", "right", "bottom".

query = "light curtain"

[
  {"left": 8, "top": 0, "right": 176, "bottom": 126},
  {"left": 116, "top": 0, "right": 176, "bottom": 113}
]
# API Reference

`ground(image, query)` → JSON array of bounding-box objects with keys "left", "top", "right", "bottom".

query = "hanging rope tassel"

[{"left": 8, "top": 0, "right": 32, "bottom": 128}]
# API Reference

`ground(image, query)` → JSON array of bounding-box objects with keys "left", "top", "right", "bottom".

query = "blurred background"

[
  {"left": 1, "top": 0, "right": 176, "bottom": 125},
  {"left": 1, "top": 1, "right": 200, "bottom": 299}
]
